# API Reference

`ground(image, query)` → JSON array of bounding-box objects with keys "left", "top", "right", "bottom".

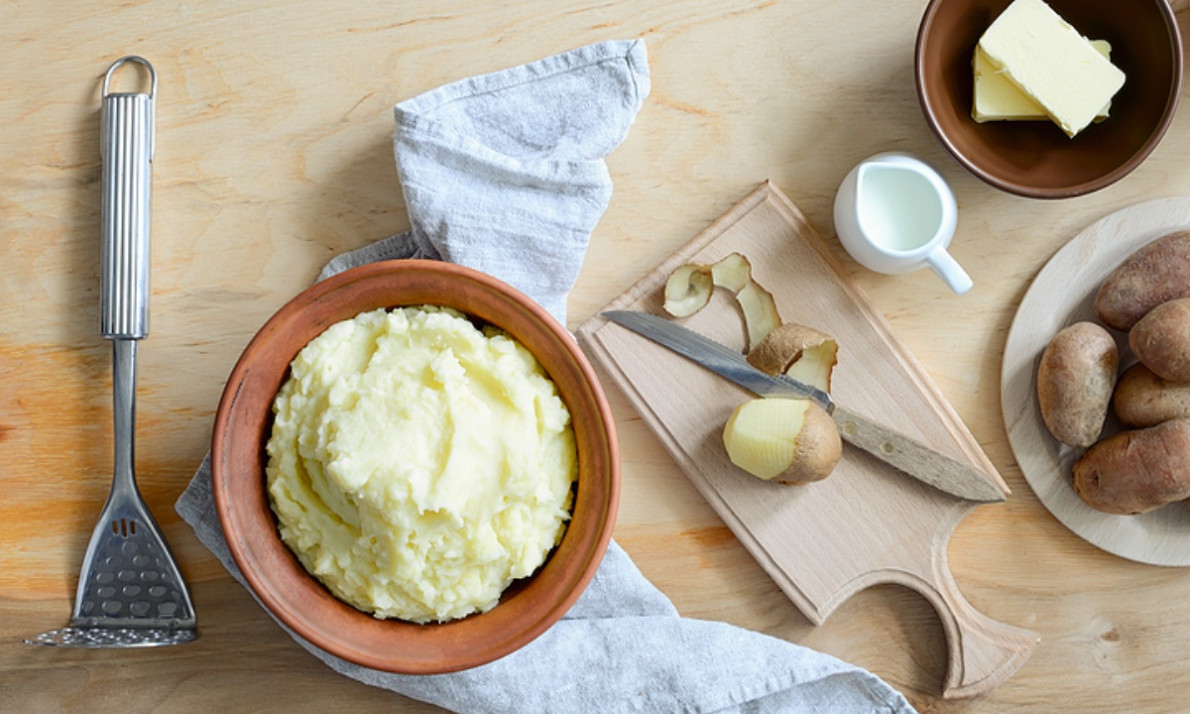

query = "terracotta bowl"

[
  {"left": 211, "top": 260, "right": 620, "bottom": 673},
  {"left": 916, "top": 0, "right": 1181, "bottom": 199}
]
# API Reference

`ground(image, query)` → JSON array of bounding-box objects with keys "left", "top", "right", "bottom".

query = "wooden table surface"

[{"left": 4, "top": 1, "right": 1190, "bottom": 711}]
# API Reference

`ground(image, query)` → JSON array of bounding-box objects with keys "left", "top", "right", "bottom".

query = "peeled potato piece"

[
  {"left": 747, "top": 323, "right": 838, "bottom": 392},
  {"left": 723, "top": 397, "right": 841, "bottom": 484},
  {"left": 662, "top": 253, "right": 782, "bottom": 351}
]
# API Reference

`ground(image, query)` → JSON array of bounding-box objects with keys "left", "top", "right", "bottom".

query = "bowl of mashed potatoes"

[{"left": 211, "top": 260, "right": 619, "bottom": 673}]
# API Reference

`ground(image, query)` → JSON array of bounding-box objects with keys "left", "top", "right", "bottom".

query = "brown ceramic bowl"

[
  {"left": 211, "top": 260, "right": 619, "bottom": 673},
  {"left": 916, "top": 0, "right": 1181, "bottom": 198}
]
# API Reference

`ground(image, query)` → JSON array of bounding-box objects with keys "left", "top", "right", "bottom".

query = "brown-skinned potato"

[
  {"left": 1036, "top": 321, "right": 1118, "bottom": 448},
  {"left": 1072, "top": 418, "right": 1190, "bottom": 515},
  {"left": 1129, "top": 297, "right": 1190, "bottom": 382},
  {"left": 1113, "top": 363, "right": 1190, "bottom": 428},
  {"left": 1095, "top": 230, "right": 1190, "bottom": 331}
]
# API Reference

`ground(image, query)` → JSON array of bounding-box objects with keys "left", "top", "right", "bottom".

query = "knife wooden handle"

[{"left": 833, "top": 404, "right": 1007, "bottom": 502}]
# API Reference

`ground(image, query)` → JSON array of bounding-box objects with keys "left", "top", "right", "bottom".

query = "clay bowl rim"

[
  {"left": 915, "top": 0, "right": 1182, "bottom": 199},
  {"left": 211, "top": 259, "right": 620, "bottom": 674}
]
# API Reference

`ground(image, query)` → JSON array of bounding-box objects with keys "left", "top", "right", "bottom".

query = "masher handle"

[{"left": 100, "top": 57, "right": 156, "bottom": 340}]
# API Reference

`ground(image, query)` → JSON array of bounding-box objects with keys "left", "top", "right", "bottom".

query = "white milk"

[
  {"left": 833, "top": 152, "right": 971, "bottom": 294},
  {"left": 857, "top": 166, "right": 945, "bottom": 253}
]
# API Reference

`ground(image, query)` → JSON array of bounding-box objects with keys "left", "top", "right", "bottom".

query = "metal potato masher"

[{"left": 26, "top": 57, "right": 197, "bottom": 647}]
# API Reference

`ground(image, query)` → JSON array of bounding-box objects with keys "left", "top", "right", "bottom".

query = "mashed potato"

[{"left": 265, "top": 305, "right": 577, "bottom": 623}]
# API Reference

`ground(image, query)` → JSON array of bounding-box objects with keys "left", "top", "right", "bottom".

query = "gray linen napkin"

[{"left": 177, "top": 39, "right": 916, "bottom": 714}]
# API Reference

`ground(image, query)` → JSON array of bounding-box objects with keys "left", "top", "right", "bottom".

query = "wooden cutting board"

[{"left": 576, "top": 182, "right": 1038, "bottom": 699}]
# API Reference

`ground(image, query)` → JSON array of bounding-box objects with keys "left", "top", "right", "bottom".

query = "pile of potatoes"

[{"left": 1038, "top": 231, "right": 1190, "bottom": 515}]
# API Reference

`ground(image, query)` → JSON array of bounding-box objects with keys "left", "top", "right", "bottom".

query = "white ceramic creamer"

[{"left": 834, "top": 152, "right": 972, "bottom": 294}]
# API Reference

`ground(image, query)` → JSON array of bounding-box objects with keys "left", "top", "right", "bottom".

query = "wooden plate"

[{"left": 1002, "top": 197, "right": 1190, "bottom": 566}]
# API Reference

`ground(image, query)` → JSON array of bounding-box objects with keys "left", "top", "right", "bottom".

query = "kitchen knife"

[{"left": 602, "top": 310, "right": 1006, "bottom": 503}]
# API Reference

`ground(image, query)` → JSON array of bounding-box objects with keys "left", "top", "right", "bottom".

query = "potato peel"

[
  {"left": 662, "top": 253, "right": 782, "bottom": 351},
  {"left": 709, "top": 253, "right": 752, "bottom": 292},
  {"left": 663, "top": 264, "right": 714, "bottom": 317},
  {"left": 736, "top": 282, "right": 782, "bottom": 354},
  {"left": 661, "top": 253, "right": 841, "bottom": 486},
  {"left": 747, "top": 323, "right": 838, "bottom": 393}
]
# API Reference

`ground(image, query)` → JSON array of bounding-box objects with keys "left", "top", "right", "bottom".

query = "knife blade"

[{"left": 602, "top": 310, "right": 1006, "bottom": 503}]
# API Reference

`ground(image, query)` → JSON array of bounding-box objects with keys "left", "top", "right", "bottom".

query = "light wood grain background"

[{"left": 3, "top": 1, "right": 1190, "bottom": 711}]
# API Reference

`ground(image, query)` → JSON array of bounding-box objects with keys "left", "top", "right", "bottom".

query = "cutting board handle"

[{"left": 927, "top": 545, "right": 1039, "bottom": 699}]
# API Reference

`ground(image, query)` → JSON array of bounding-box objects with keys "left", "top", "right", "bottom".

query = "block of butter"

[
  {"left": 978, "top": 0, "right": 1125, "bottom": 137},
  {"left": 973, "top": 40, "right": 1112, "bottom": 123}
]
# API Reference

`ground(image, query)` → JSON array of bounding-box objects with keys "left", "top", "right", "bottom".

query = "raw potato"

[
  {"left": 1129, "top": 297, "right": 1190, "bottom": 382},
  {"left": 1113, "top": 363, "right": 1190, "bottom": 428},
  {"left": 1095, "top": 230, "right": 1190, "bottom": 330},
  {"left": 722, "top": 397, "right": 841, "bottom": 484},
  {"left": 1036, "top": 321, "right": 1119, "bottom": 448},
  {"left": 662, "top": 253, "right": 782, "bottom": 351},
  {"left": 746, "top": 323, "right": 838, "bottom": 392},
  {"left": 1072, "top": 418, "right": 1190, "bottom": 515}
]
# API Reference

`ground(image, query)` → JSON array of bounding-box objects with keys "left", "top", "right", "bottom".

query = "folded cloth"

[{"left": 177, "top": 39, "right": 917, "bottom": 714}]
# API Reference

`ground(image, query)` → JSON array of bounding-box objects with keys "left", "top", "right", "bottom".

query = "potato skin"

[
  {"left": 1095, "top": 230, "right": 1190, "bottom": 331},
  {"left": 1037, "top": 322, "right": 1119, "bottom": 448},
  {"left": 746, "top": 322, "right": 838, "bottom": 392},
  {"left": 1129, "top": 297, "right": 1190, "bottom": 382},
  {"left": 1072, "top": 419, "right": 1190, "bottom": 515},
  {"left": 774, "top": 401, "right": 841, "bottom": 485},
  {"left": 1113, "top": 363, "right": 1190, "bottom": 428},
  {"left": 747, "top": 323, "right": 833, "bottom": 375}
]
